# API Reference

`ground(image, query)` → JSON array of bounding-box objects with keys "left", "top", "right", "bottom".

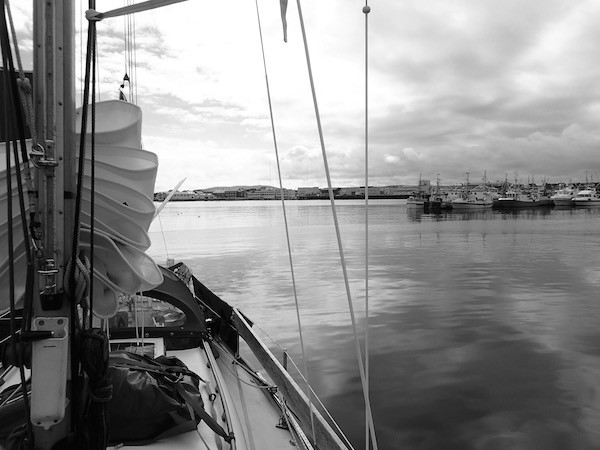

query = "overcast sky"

[{"left": 13, "top": 0, "right": 600, "bottom": 190}]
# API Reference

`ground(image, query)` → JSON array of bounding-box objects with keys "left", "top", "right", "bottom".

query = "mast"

[{"left": 31, "top": 0, "right": 75, "bottom": 446}]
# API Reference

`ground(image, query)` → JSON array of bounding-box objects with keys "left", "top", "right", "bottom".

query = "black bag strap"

[
  {"left": 175, "top": 382, "right": 234, "bottom": 444},
  {"left": 109, "top": 353, "right": 206, "bottom": 383}
]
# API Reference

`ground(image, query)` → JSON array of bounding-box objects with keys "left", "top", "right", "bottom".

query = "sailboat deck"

[{"left": 106, "top": 339, "right": 296, "bottom": 450}]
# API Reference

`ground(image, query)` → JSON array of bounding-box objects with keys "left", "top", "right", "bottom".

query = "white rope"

[
  {"left": 253, "top": 0, "right": 316, "bottom": 445},
  {"left": 363, "top": 5, "right": 372, "bottom": 450},
  {"left": 295, "top": 1, "right": 378, "bottom": 447}
]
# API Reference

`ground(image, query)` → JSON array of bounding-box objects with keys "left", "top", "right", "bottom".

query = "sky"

[{"left": 11, "top": 0, "right": 600, "bottom": 191}]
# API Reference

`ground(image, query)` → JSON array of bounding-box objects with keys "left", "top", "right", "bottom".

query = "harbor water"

[{"left": 148, "top": 199, "right": 600, "bottom": 450}]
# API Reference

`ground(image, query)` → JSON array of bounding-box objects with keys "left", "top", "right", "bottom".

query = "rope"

[
  {"left": 63, "top": 254, "right": 91, "bottom": 330},
  {"left": 253, "top": 0, "right": 316, "bottom": 445},
  {"left": 281, "top": 400, "right": 300, "bottom": 448},
  {"left": 80, "top": 328, "right": 112, "bottom": 449},
  {"left": 88, "top": 18, "right": 97, "bottom": 328},
  {"left": 363, "top": 4, "right": 372, "bottom": 449},
  {"left": 218, "top": 350, "right": 276, "bottom": 390},
  {"left": 122, "top": 0, "right": 139, "bottom": 104},
  {"left": 294, "top": 1, "right": 378, "bottom": 447},
  {"left": 73, "top": 0, "right": 97, "bottom": 310},
  {"left": 64, "top": 255, "right": 91, "bottom": 304}
]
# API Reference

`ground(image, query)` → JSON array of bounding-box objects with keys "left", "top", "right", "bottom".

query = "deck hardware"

[
  {"left": 39, "top": 258, "right": 59, "bottom": 295},
  {"left": 276, "top": 416, "right": 289, "bottom": 430}
]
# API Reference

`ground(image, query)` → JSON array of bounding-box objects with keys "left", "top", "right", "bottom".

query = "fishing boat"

[
  {"left": 550, "top": 185, "right": 578, "bottom": 207},
  {"left": 0, "top": 1, "right": 362, "bottom": 449},
  {"left": 449, "top": 172, "right": 493, "bottom": 210},
  {"left": 493, "top": 189, "right": 542, "bottom": 208},
  {"left": 450, "top": 192, "right": 493, "bottom": 210},
  {"left": 406, "top": 176, "right": 431, "bottom": 209},
  {"left": 425, "top": 175, "right": 452, "bottom": 212},
  {"left": 572, "top": 188, "right": 600, "bottom": 207}
]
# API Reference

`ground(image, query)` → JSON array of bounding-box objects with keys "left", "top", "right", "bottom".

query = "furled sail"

[{"left": 76, "top": 99, "right": 162, "bottom": 318}]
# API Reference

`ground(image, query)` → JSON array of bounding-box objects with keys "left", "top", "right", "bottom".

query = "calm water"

[{"left": 148, "top": 200, "right": 600, "bottom": 450}]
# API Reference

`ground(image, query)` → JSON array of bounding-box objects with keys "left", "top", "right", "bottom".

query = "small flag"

[{"left": 280, "top": 0, "right": 288, "bottom": 42}]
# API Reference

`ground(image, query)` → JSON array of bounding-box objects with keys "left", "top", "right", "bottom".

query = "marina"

[{"left": 1, "top": 1, "right": 600, "bottom": 449}]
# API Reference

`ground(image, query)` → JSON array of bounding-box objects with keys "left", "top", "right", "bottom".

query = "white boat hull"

[
  {"left": 450, "top": 200, "right": 492, "bottom": 210},
  {"left": 552, "top": 198, "right": 574, "bottom": 206},
  {"left": 573, "top": 199, "right": 600, "bottom": 207}
]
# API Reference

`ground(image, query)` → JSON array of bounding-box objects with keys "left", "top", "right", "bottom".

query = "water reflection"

[
  {"left": 149, "top": 200, "right": 600, "bottom": 450},
  {"left": 406, "top": 206, "right": 563, "bottom": 222}
]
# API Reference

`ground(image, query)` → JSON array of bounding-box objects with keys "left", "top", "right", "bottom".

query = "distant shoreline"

[{"left": 154, "top": 195, "right": 412, "bottom": 202}]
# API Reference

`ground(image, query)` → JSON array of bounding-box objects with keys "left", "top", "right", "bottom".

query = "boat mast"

[{"left": 31, "top": 0, "right": 76, "bottom": 446}]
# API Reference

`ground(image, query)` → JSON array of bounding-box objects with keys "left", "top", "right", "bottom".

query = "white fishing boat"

[
  {"left": 406, "top": 194, "right": 427, "bottom": 208},
  {"left": 406, "top": 176, "right": 431, "bottom": 208},
  {"left": 0, "top": 1, "right": 368, "bottom": 449},
  {"left": 450, "top": 173, "right": 493, "bottom": 210},
  {"left": 572, "top": 188, "right": 600, "bottom": 207},
  {"left": 550, "top": 186, "right": 577, "bottom": 206},
  {"left": 450, "top": 192, "right": 493, "bottom": 210},
  {"left": 493, "top": 189, "right": 542, "bottom": 208}
]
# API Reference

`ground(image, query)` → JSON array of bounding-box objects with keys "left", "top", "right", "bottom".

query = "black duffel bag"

[{"left": 108, "top": 350, "right": 233, "bottom": 446}]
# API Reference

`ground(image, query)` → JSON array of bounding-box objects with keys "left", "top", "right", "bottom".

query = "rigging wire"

[
  {"left": 80, "top": 0, "right": 84, "bottom": 103},
  {"left": 294, "top": 0, "right": 378, "bottom": 447},
  {"left": 253, "top": 0, "right": 316, "bottom": 445},
  {"left": 0, "top": 0, "right": 34, "bottom": 442},
  {"left": 121, "top": 0, "right": 138, "bottom": 104},
  {"left": 72, "top": 0, "right": 97, "bottom": 322},
  {"left": 363, "top": 4, "right": 371, "bottom": 449},
  {"left": 88, "top": 11, "right": 97, "bottom": 329},
  {"left": 4, "top": 0, "right": 35, "bottom": 331}
]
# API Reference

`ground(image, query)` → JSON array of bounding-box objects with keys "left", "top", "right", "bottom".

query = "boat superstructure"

[
  {"left": 450, "top": 172, "right": 494, "bottom": 210},
  {"left": 493, "top": 188, "right": 542, "bottom": 208},
  {"left": 406, "top": 176, "right": 432, "bottom": 208},
  {"left": 551, "top": 185, "right": 579, "bottom": 206},
  {"left": 572, "top": 188, "right": 600, "bottom": 207}
]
